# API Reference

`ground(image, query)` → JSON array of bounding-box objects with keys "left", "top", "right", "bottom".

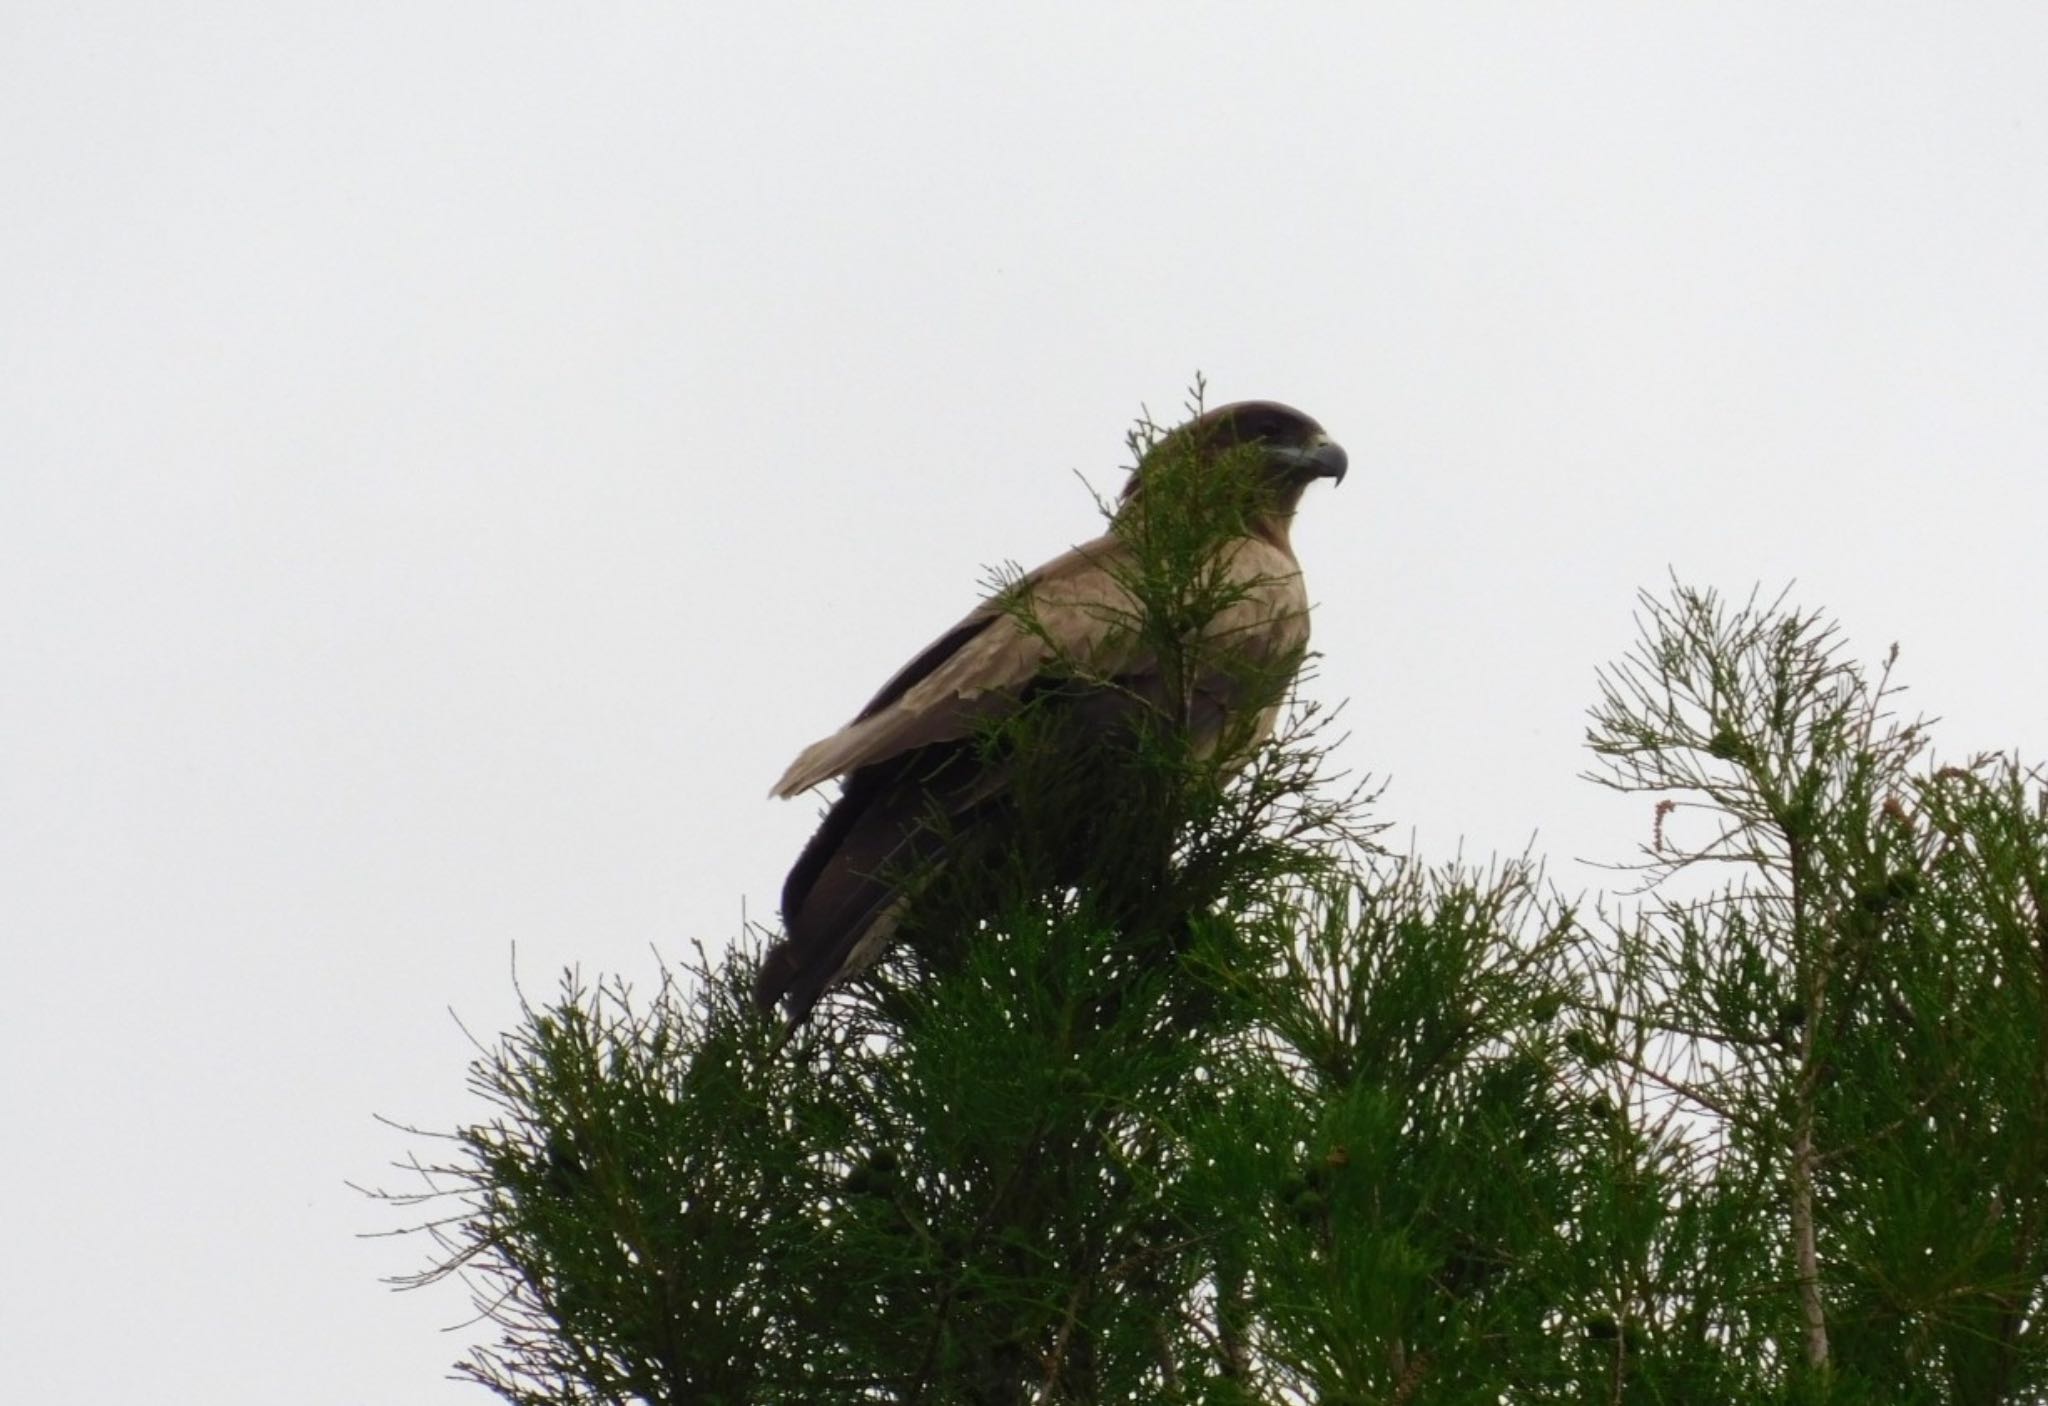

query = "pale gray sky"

[{"left": 4, "top": 5, "right": 2044, "bottom": 1401}]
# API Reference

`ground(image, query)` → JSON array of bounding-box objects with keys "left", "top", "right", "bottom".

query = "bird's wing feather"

[
  {"left": 772, "top": 533, "right": 1314, "bottom": 798},
  {"left": 771, "top": 535, "right": 1144, "bottom": 797}
]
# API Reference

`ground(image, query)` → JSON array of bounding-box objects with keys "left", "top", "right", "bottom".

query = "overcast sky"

[{"left": 4, "top": 5, "right": 2045, "bottom": 1401}]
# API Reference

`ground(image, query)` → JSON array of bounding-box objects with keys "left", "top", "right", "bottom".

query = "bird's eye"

[{"left": 1236, "top": 413, "right": 1288, "bottom": 445}]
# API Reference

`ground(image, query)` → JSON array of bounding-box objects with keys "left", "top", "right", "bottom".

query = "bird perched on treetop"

[{"left": 758, "top": 400, "right": 1347, "bottom": 1025}]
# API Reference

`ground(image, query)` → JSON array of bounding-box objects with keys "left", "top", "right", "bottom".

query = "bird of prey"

[{"left": 758, "top": 401, "right": 1346, "bottom": 1024}]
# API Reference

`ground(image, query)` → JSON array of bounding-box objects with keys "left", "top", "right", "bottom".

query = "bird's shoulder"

[
  {"left": 853, "top": 533, "right": 1135, "bottom": 716},
  {"left": 770, "top": 533, "right": 1139, "bottom": 797}
]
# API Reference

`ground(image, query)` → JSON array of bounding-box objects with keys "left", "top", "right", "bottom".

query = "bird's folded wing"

[{"left": 771, "top": 535, "right": 1143, "bottom": 798}]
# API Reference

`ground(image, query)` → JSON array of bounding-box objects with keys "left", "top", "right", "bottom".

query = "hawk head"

[{"left": 1118, "top": 400, "right": 1347, "bottom": 540}]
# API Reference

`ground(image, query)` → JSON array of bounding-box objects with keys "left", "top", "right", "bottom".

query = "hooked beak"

[{"left": 1271, "top": 435, "right": 1348, "bottom": 485}]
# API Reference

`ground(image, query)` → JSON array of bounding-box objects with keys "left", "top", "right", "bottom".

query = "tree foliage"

[{"left": 372, "top": 429, "right": 2048, "bottom": 1403}]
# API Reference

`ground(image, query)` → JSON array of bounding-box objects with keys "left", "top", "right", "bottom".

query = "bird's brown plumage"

[{"left": 759, "top": 401, "right": 1346, "bottom": 1023}]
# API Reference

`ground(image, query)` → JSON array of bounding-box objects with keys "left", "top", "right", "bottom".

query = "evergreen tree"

[{"left": 371, "top": 435, "right": 2048, "bottom": 1404}]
